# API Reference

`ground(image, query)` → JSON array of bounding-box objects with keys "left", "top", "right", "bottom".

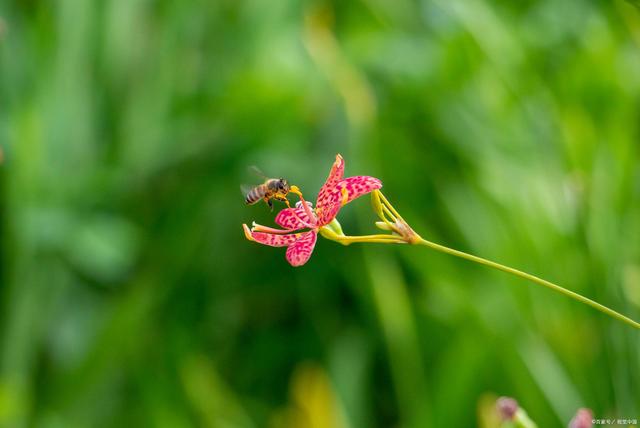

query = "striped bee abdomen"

[{"left": 245, "top": 185, "right": 266, "bottom": 204}]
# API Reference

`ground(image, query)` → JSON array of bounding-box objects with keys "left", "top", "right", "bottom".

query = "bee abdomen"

[{"left": 245, "top": 185, "right": 266, "bottom": 204}]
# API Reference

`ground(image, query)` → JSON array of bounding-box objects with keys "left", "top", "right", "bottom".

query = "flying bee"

[
  {"left": 242, "top": 167, "right": 292, "bottom": 211},
  {"left": 244, "top": 178, "right": 291, "bottom": 210}
]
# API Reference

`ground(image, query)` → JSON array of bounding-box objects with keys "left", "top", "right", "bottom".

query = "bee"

[
  {"left": 244, "top": 178, "right": 291, "bottom": 210},
  {"left": 242, "top": 167, "right": 292, "bottom": 211}
]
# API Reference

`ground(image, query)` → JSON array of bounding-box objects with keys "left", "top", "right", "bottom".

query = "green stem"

[
  {"left": 417, "top": 238, "right": 640, "bottom": 330},
  {"left": 336, "top": 236, "right": 405, "bottom": 245},
  {"left": 319, "top": 225, "right": 405, "bottom": 245},
  {"left": 513, "top": 408, "right": 538, "bottom": 428}
]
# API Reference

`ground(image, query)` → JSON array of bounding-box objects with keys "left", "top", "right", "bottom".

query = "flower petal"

[
  {"left": 315, "top": 187, "right": 343, "bottom": 226},
  {"left": 339, "top": 176, "right": 382, "bottom": 204},
  {"left": 244, "top": 224, "right": 303, "bottom": 247},
  {"left": 316, "top": 154, "right": 344, "bottom": 209},
  {"left": 275, "top": 202, "right": 316, "bottom": 230},
  {"left": 286, "top": 230, "right": 317, "bottom": 266},
  {"left": 314, "top": 175, "right": 383, "bottom": 226}
]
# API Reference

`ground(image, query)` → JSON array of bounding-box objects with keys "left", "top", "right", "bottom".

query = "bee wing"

[{"left": 248, "top": 165, "right": 268, "bottom": 180}]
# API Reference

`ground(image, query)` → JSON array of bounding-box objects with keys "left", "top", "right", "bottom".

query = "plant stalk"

[{"left": 417, "top": 237, "right": 640, "bottom": 330}]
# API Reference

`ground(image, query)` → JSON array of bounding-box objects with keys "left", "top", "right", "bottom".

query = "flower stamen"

[
  {"left": 286, "top": 185, "right": 317, "bottom": 228},
  {"left": 252, "top": 222, "right": 299, "bottom": 234}
]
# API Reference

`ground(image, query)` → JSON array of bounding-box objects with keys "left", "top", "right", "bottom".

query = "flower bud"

[
  {"left": 497, "top": 396, "right": 519, "bottom": 420},
  {"left": 568, "top": 408, "right": 593, "bottom": 428}
]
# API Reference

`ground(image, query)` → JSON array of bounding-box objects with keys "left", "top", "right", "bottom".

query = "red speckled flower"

[
  {"left": 243, "top": 154, "right": 382, "bottom": 266},
  {"left": 240, "top": 156, "right": 640, "bottom": 331}
]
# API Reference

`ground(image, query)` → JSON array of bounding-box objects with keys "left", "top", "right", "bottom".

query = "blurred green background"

[{"left": 1, "top": 0, "right": 640, "bottom": 427}]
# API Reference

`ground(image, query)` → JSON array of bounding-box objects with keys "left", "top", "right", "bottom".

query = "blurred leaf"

[{"left": 66, "top": 215, "right": 139, "bottom": 284}]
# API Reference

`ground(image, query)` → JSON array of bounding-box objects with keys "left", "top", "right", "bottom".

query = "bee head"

[{"left": 278, "top": 178, "right": 290, "bottom": 192}]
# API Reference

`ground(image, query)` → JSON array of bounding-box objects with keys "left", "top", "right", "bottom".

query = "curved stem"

[
  {"left": 319, "top": 225, "right": 405, "bottom": 245},
  {"left": 371, "top": 191, "right": 396, "bottom": 231},
  {"left": 335, "top": 235, "right": 406, "bottom": 245},
  {"left": 377, "top": 191, "right": 402, "bottom": 220},
  {"left": 288, "top": 186, "right": 317, "bottom": 228},
  {"left": 417, "top": 237, "right": 640, "bottom": 330},
  {"left": 382, "top": 205, "right": 397, "bottom": 222}
]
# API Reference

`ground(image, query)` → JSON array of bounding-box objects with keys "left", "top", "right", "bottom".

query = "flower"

[
  {"left": 243, "top": 154, "right": 382, "bottom": 266},
  {"left": 496, "top": 397, "right": 519, "bottom": 421},
  {"left": 569, "top": 408, "right": 593, "bottom": 428}
]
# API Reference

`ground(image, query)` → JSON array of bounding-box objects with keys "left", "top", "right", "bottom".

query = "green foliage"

[{"left": 1, "top": 0, "right": 639, "bottom": 427}]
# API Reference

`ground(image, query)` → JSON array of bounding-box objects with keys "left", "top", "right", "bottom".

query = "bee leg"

[
  {"left": 274, "top": 194, "right": 290, "bottom": 207},
  {"left": 266, "top": 198, "right": 274, "bottom": 211}
]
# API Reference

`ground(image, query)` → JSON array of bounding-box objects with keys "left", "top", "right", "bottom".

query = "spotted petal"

[
  {"left": 275, "top": 202, "right": 317, "bottom": 230},
  {"left": 315, "top": 187, "right": 343, "bottom": 226},
  {"left": 244, "top": 224, "right": 302, "bottom": 247},
  {"left": 339, "top": 176, "right": 382, "bottom": 204},
  {"left": 316, "top": 154, "right": 344, "bottom": 212},
  {"left": 315, "top": 175, "right": 383, "bottom": 226},
  {"left": 285, "top": 230, "right": 317, "bottom": 266}
]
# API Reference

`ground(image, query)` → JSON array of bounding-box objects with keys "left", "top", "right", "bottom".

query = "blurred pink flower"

[
  {"left": 569, "top": 408, "right": 593, "bottom": 428},
  {"left": 243, "top": 154, "right": 382, "bottom": 266},
  {"left": 496, "top": 396, "right": 519, "bottom": 421}
]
